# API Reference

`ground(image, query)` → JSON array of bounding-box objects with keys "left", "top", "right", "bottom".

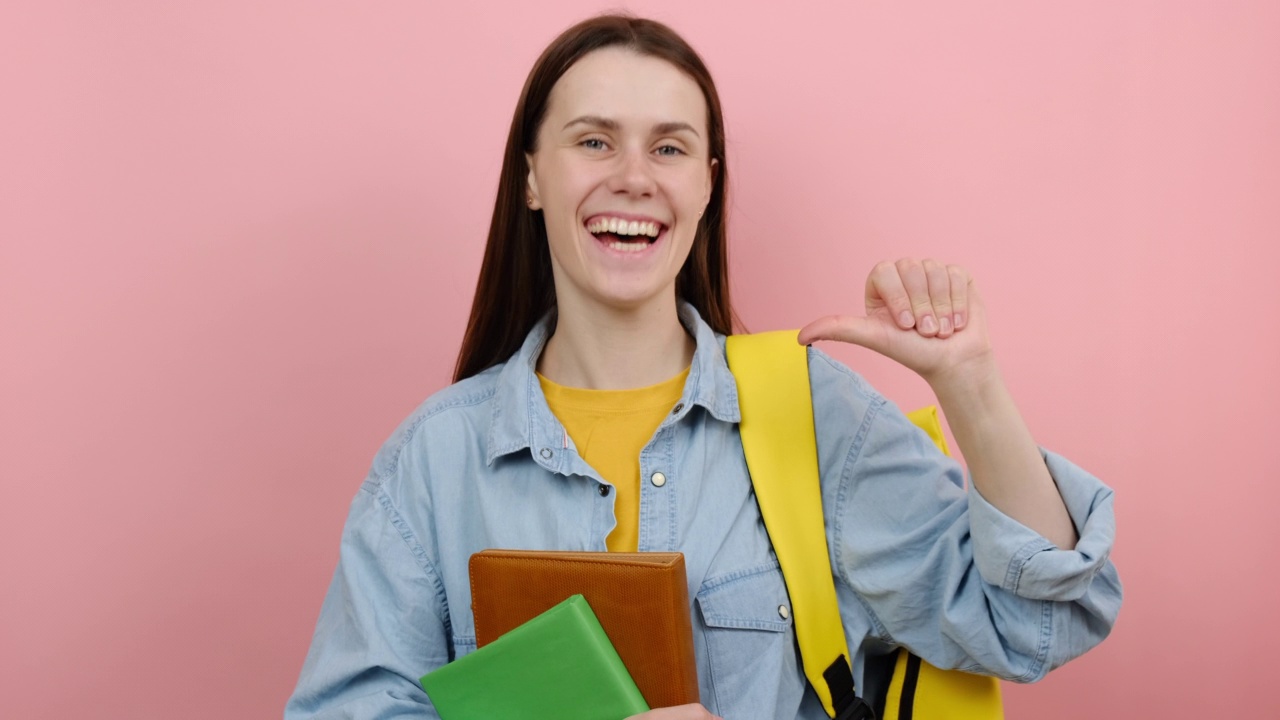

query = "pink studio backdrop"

[{"left": 2, "top": 1, "right": 1277, "bottom": 717}]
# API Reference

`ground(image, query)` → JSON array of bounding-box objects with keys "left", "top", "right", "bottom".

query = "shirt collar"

[{"left": 485, "top": 301, "right": 742, "bottom": 466}]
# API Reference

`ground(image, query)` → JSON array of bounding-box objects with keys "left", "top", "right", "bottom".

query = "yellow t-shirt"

[{"left": 538, "top": 368, "right": 689, "bottom": 552}]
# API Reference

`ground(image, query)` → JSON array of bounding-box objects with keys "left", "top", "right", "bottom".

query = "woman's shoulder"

[
  {"left": 365, "top": 364, "right": 506, "bottom": 488},
  {"left": 420, "top": 364, "right": 506, "bottom": 416},
  {"left": 805, "top": 345, "right": 888, "bottom": 413},
  {"left": 804, "top": 345, "right": 954, "bottom": 468},
  {"left": 801, "top": 345, "right": 895, "bottom": 455}
]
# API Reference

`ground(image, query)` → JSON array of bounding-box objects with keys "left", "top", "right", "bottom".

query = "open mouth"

[{"left": 585, "top": 217, "right": 666, "bottom": 253}]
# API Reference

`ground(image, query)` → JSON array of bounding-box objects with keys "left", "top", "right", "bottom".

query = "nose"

[{"left": 607, "top": 145, "right": 656, "bottom": 198}]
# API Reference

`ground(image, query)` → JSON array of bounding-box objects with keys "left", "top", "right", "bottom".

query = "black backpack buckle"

[{"left": 825, "top": 655, "right": 877, "bottom": 720}]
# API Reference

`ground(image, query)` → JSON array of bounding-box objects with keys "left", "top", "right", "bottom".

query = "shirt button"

[
  {"left": 671, "top": 402, "right": 684, "bottom": 415},
  {"left": 650, "top": 472, "right": 667, "bottom": 487},
  {"left": 539, "top": 448, "right": 553, "bottom": 459},
  {"left": 778, "top": 605, "right": 790, "bottom": 620},
  {"left": 598, "top": 484, "right": 611, "bottom": 497}
]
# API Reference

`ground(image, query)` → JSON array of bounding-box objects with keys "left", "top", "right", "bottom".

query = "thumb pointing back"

[{"left": 796, "top": 314, "right": 891, "bottom": 354}]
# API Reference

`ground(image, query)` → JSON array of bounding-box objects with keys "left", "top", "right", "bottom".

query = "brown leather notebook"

[{"left": 469, "top": 550, "right": 699, "bottom": 709}]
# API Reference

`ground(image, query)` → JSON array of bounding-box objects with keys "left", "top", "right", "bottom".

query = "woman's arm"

[
  {"left": 930, "top": 358, "right": 1078, "bottom": 549},
  {"left": 810, "top": 366, "right": 1120, "bottom": 678},
  {"left": 798, "top": 259, "right": 1077, "bottom": 549},
  {"left": 285, "top": 484, "right": 450, "bottom": 719}
]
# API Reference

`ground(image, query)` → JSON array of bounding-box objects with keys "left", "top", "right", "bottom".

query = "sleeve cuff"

[{"left": 968, "top": 449, "right": 1116, "bottom": 602}]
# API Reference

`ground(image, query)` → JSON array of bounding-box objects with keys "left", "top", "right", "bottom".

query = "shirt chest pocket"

[{"left": 696, "top": 564, "right": 804, "bottom": 718}]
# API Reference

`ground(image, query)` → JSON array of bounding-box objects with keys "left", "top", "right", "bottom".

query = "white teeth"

[
  {"left": 608, "top": 240, "right": 649, "bottom": 252},
  {"left": 587, "top": 217, "right": 663, "bottom": 238}
]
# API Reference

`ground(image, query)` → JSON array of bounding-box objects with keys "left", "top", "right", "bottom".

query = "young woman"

[{"left": 286, "top": 15, "right": 1121, "bottom": 720}]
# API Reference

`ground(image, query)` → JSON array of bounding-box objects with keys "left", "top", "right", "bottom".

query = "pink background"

[{"left": 3, "top": 1, "right": 1277, "bottom": 717}]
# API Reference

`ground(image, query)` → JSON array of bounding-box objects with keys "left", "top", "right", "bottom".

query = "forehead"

[{"left": 545, "top": 47, "right": 708, "bottom": 130}]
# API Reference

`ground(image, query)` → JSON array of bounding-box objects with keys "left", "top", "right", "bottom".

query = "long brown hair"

[{"left": 452, "top": 14, "right": 735, "bottom": 382}]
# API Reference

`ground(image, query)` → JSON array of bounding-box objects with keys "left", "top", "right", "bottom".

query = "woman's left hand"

[{"left": 796, "top": 259, "right": 996, "bottom": 388}]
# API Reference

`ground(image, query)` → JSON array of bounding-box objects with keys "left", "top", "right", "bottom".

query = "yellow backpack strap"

[{"left": 725, "top": 331, "right": 873, "bottom": 720}]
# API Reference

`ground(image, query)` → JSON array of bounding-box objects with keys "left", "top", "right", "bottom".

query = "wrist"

[{"left": 925, "top": 351, "right": 1002, "bottom": 407}]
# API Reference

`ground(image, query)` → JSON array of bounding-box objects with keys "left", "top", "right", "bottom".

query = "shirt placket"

[
  {"left": 637, "top": 406, "right": 682, "bottom": 553},
  {"left": 528, "top": 417, "right": 617, "bottom": 551}
]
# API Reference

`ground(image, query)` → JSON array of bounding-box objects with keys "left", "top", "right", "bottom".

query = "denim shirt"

[{"left": 285, "top": 303, "right": 1122, "bottom": 719}]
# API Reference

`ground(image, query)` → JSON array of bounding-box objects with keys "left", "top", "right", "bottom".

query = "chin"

[{"left": 589, "top": 283, "right": 675, "bottom": 312}]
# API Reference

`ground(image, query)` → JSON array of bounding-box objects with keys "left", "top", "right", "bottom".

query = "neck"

[{"left": 538, "top": 295, "right": 695, "bottom": 390}]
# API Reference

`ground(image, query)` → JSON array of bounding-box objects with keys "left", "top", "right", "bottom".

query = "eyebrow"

[{"left": 562, "top": 115, "right": 701, "bottom": 139}]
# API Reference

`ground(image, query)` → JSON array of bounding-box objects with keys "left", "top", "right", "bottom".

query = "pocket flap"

[{"left": 697, "top": 564, "right": 793, "bottom": 632}]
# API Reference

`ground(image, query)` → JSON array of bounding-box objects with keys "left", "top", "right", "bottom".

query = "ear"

[{"left": 525, "top": 153, "right": 542, "bottom": 210}]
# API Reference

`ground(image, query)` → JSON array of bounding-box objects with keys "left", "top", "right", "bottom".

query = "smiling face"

[{"left": 526, "top": 47, "right": 716, "bottom": 318}]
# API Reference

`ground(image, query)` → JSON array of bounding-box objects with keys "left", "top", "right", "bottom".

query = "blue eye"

[
  {"left": 656, "top": 145, "right": 684, "bottom": 157},
  {"left": 581, "top": 138, "right": 607, "bottom": 151}
]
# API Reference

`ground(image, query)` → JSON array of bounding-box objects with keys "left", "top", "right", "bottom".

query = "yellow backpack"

[{"left": 726, "top": 331, "right": 1003, "bottom": 720}]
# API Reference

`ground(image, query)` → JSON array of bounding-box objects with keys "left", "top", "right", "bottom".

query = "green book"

[{"left": 420, "top": 594, "right": 650, "bottom": 719}]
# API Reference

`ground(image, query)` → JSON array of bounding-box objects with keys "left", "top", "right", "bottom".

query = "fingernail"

[
  {"left": 954, "top": 313, "right": 965, "bottom": 329},
  {"left": 921, "top": 315, "right": 937, "bottom": 334},
  {"left": 939, "top": 316, "right": 952, "bottom": 334},
  {"left": 898, "top": 311, "right": 914, "bottom": 328}
]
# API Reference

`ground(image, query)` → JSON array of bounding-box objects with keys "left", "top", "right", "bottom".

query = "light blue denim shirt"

[{"left": 286, "top": 303, "right": 1121, "bottom": 719}]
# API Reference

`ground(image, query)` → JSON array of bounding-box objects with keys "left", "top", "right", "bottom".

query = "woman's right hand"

[{"left": 627, "top": 704, "right": 723, "bottom": 720}]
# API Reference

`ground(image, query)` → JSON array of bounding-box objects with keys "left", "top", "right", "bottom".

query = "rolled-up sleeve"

[{"left": 969, "top": 449, "right": 1119, "bottom": 603}]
